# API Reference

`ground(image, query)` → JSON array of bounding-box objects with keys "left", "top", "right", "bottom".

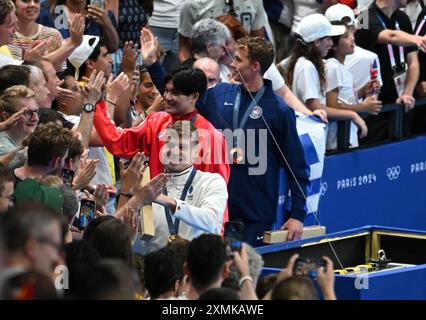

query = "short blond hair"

[
  {"left": 0, "top": 85, "right": 36, "bottom": 119},
  {"left": 0, "top": 0, "right": 14, "bottom": 25}
]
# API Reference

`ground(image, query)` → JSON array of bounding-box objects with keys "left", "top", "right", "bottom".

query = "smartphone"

[
  {"left": 224, "top": 221, "right": 244, "bottom": 252},
  {"left": 78, "top": 199, "right": 96, "bottom": 230},
  {"left": 61, "top": 169, "right": 74, "bottom": 186},
  {"left": 292, "top": 258, "right": 326, "bottom": 278},
  {"left": 90, "top": 0, "right": 105, "bottom": 10}
]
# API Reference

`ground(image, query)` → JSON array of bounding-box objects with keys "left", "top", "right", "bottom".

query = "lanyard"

[
  {"left": 376, "top": 12, "right": 405, "bottom": 70},
  {"left": 232, "top": 86, "right": 265, "bottom": 147},
  {"left": 163, "top": 168, "right": 197, "bottom": 236},
  {"left": 415, "top": 15, "right": 426, "bottom": 36}
]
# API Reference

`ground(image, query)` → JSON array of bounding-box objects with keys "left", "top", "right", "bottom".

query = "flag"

[{"left": 274, "top": 112, "right": 326, "bottom": 229}]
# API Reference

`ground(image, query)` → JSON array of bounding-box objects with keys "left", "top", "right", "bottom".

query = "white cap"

[
  {"left": 325, "top": 3, "right": 356, "bottom": 25},
  {"left": 295, "top": 14, "right": 346, "bottom": 44},
  {"left": 68, "top": 35, "right": 100, "bottom": 79}
]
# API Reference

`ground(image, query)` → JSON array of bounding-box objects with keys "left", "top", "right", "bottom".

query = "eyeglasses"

[
  {"left": 225, "top": 0, "right": 237, "bottom": 17},
  {"left": 23, "top": 108, "right": 39, "bottom": 119}
]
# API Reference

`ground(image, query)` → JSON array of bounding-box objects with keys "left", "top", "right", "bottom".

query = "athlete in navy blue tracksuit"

[{"left": 197, "top": 37, "right": 310, "bottom": 246}]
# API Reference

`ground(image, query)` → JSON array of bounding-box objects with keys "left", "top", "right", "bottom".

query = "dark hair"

[
  {"left": 22, "top": 123, "right": 76, "bottom": 167},
  {"left": 144, "top": 240, "right": 189, "bottom": 299},
  {"left": 0, "top": 163, "right": 13, "bottom": 194},
  {"left": 325, "top": 23, "right": 348, "bottom": 60},
  {"left": 235, "top": 37, "right": 274, "bottom": 75},
  {"left": 82, "top": 215, "right": 115, "bottom": 241},
  {"left": 199, "top": 287, "right": 240, "bottom": 300},
  {"left": 186, "top": 234, "right": 227, "bottom": 291},
  {"left": 0, "top": 65, "right": 31, "bottom": 94},
  {"left": 89, "top": 218, "right": 132, "bottom": 265},
  {"left": 65, "top": 133, "right": 84, "bottom": 161},
  {"left": 66, "top": 38, "right": 104, "bottom": 81},
  {"left": 0, "top": 0, "right": 14, "bottom": 25},
  {"left": 285, "top": 41, "right": 326, "bottom": 94},
  {"left": 256, "top": 274, "right": 278, "bottom": 299},
  {"left": 132, "top": 253, "right": 145, "bottom": 294},
  {"left": 0, "top": 270, "right": 59, "bottom": 300},
  {"left": 0, "top": 202, "right": 62, "bottom": 253},
  {"left": 271, "top": 276, "right": 318, "bottom": 300},
  {"left": 165, "top": 67, "right": 207, "bottom": 98},
  {"left": 70, "top": 259, "right": 138, "bottom": 300},
  {"left": 63, "top": 240, "right": 101, "bottom": 299},
  {"left": 37, "top": 108, "right": 64, "bottom": 125}
]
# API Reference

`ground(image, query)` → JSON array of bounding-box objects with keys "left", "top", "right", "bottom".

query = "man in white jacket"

[{"left": 148, "top": 120, "right": 228, "bottom": 253}]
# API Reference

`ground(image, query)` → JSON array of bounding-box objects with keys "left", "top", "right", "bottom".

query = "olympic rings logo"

[{"left": 386, "top": 166, "right": 401, "bottom": 180}]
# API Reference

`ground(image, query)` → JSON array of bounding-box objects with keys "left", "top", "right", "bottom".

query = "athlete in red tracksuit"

[{"left": 93, "top": 68, "right": 230, "bottom": 231}]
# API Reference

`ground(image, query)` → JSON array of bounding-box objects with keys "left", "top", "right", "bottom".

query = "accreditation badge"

[{"left": 393, "top": 70, "right": 407, "bottom": 97}]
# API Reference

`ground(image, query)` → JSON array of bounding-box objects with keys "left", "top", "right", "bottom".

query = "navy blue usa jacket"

[{"left": 197, "top": 80, "right": 310, "bottom": 223}]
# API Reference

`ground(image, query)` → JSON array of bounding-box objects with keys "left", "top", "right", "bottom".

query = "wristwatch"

[{"left": 82, "top": 103, "right": 96, "bottom": 113}]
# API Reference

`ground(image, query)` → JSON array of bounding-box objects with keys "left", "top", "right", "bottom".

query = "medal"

[
  {"left": 250, "top": 105, "right": 263, "bottom": 119},
  {"left": 168, "top": 234, "right": 182, "bottom": 243},
  {"left": 230, "top": 147, "right": 244, "bottom": 164}
]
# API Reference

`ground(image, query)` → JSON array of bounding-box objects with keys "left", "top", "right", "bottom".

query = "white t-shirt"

[
  {"left": 148, "top": 168, "right": 228, "bottom": 253},
  {"left": 264, "top": 63, "right": 285, "bottom": 91},
  {"left": 178, "top": 0, "right": 267, "bottom": 38},
  {"left": 149, "top": 0, "right": 186, "bottom": 29},
  {"left": 219, "top": 63, "right": 285, "bottom": 91},
  {"left": 325, "top": 58, "right": 359, "bottom": 150},
  {"left": 291, "top": 56, "right": 326, "bottom": 105},
  {"left": 0, "top": 52, "right": 22, "bottom": 68},
  {"left": 344, "top": 46, "right": 383, "bottom": 91},
  {"left": 292, "top": 0, "right": 321, "bottom": 33}
]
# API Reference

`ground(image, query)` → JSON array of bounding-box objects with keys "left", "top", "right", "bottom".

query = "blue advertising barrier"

[{"left": 318, "top": 136, "right": 426, "bottom": 233}]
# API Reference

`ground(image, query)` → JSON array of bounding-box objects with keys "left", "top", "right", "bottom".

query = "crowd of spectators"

[{"left": 0, "top": 0, "right": 425, "bottom": 300}]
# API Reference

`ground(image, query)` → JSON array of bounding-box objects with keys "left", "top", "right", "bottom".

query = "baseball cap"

[
  {"left": 14, "top": 179, "right": 64, "bottom": 212},
  {"left": 295, "top": 14, "right": 346, "bottom": 44},
  {"left": 325, "top": 3, "right": 356, "bottom": 25},
  {"left": 67, "top": 35, "right": 100, "bottom": 80}
]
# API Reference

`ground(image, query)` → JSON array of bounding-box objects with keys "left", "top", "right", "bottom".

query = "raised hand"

[
  {"left": 121, "top": 206, "right": 140, "bottom": 243},
  {"left": 146, "top": 94, "right": 166, "bottom": 115},
  {"left": 140, "top": 27, "right": 158, "bottom": 66},
  {"left": 73, "top": 158, "right": 98, "bottom": 190},
  {"left": 133, "top": 172, "right": 168, "bottom": 206},
  {"left": 121, "top": 41, "right": 139, "bottom": 75},
  {"left": 23, "top": 40, "right": 49, "bottom": 60},
  {"left": 119, "top": 152, "right": 148, "bottom": 194},
  {"left": 0, "top": 107, "right": 29, "bottom": 131},
  {"left": 87, "top": 5, "right": 110, "bottom": 27},
  {"left": 81, "top": 70, "right": 105, "bottom": 105},
  {"left": 106, "top": 72, "right": 130, "bottom": 103},
  {"left": 69, "top": 13, "right": 85, "bottom": 47}
]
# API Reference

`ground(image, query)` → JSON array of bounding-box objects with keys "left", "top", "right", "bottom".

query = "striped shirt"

[{"left": 8, "top": 24, "right": 62, "bottom": 60}]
